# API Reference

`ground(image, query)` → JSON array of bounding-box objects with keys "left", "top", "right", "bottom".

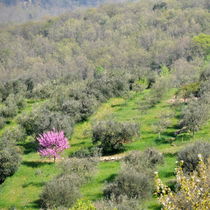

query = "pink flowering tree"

[{"left": 37, "top": 130, "right": 69, "bottom": 162}]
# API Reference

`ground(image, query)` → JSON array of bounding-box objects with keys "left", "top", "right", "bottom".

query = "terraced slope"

[{"left": 0, "top": 89, "right": 210, "bottom": 209}]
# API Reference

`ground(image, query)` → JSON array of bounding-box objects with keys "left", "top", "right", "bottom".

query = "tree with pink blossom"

[{"left": 37, "top": 130, "right": 69, "bottom": 162}]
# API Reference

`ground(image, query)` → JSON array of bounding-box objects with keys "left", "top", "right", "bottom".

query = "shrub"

[
  {"left": 200, "top": 64, "right": 210, "bottom": 82},
  {"left": 32, "top": 82, "right": 54, "bottom": 99},
  {"left": 0, "top": 134, "right": 21, "bottom": 183},
  {"left": 104, "top": 168, "right": 152, "bottom": 200},
  {"left": 155, "top": 156, "right": 210, "bottom": 210},
  {"left": 124, "top": 149, "right": 163, "bottom": 170},
  {"left": 95, "top": 196, "right": 142, "bottom": 210},
  {"left": 70, "top": 199, "right": 96, "bottom": 210},
  {"left": 178, "top": 141, "right": 210, "bottom": 173},
  {"left": 0, "top": 116, "right": 5, "bottom": 129},
  {"left": 60, "top": 158, "right": 98, "bottom": 181},
  {"left": 1, "top": 125, "right": 26, "bottom": 143},
  {"left": 0, "top": 147, "right": 21, "bottom": 183},
  {"left": 41, "top": 157, "right": 98, "bottom": 208},
  {"left": 18, "top": 106, "right": 73, "bottom": 137},
  {"left": 70, "top": 146, "right": 102, "bottom": 158},
  {"left": 92, "top": 121, "right": 139, "bottom": 155},
  {"left": 87, "top": 74, "right": 129, "bottom": 103},
  {"left": 181, "top": 98, "right": 209, "bottom": 135},
  {"left": 40, "top": 174, "right": 81, "bottom": 208},
  {"left": 1, "top": 95, "right": 18, "bottom": 117}
]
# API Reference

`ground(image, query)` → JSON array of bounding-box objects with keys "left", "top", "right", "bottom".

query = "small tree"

[
  {"left": 152, "top": 111, "right": 173, "bottom": 139},
  {"left": 92, "top": 121, "right": 139, "bottom": 155},
  {"left": 181, "top": 98, "right": 208, "bottom": 136},
  {"left": 178, "top": 141, "right": 210, "bottom": 173},
  {"left": 37, "top": 130, "right": 69, "bottom": 162}
]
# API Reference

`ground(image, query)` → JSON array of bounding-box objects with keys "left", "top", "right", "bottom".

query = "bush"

[
  {"left": 32, "top": 82, "right": 54, "bottom": 99},
  {"left": 0, "top": 139, "right": 21, "bottom": 183},
  {"left": 60, "top": 158, "right": 98, "bottom": 181},
  {"left": 155, "top": 156, "right": 210, "bottom": 210},
  {"left": 104, "top": 168, "right": 152, "bottom": 200},
  {"left": 178, "top": 141, "right": 210, "bottom": 173},
  {"left": 181, "top": 98, "right": 209, "bottom": 135},
  {"left": 0, "top": 116, "right": 5, "bottom": 129},
  {"left": 41, "top": 157, "right": 98, "bottom": 208},
  {"left": 87, "top": 74, "right": 129, "bottom": 103},
  {"left": 40, "top": 174, "right": 81, "bottom": 208},
  {"left": 1, "top": 96, "right": 18, "bottom": 117},
  {"left": 103, "top": 148, "right": 162, "bottom": 202},
  {"left": 95, "top": 196, "right": 142, "bottom": 210},
  {"left": 70, "top": 199, "right": 96, "bottom": 210},
  {"left": 18, "top": 106, "right": 73, "bottom": 137},
  {"left": 70, "top": 146, "right": 102, "bottom": 158},
  {"left": 124, "top": 149, "right": 163, "bottom": 170},
  {"left": 92, "top": 121, "right": 139, "bottom": 155},
  {"left": 1, "top": 125, "right": 26, "bottom": 143}
]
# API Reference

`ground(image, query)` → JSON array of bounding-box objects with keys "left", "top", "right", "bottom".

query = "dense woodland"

[
  {"left": 0, "top": 0, "right": 210, "bottom": 209},
  {"left": 0, "top": 0, "right": 132, "bottom": 25}
]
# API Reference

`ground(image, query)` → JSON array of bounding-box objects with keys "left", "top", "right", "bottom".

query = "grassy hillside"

[
  {"left": 0, "top": 87, "right": 209, "bottom": 209},
  {"left": 0, "top": 0, "right": 209, "bottom": 209}
]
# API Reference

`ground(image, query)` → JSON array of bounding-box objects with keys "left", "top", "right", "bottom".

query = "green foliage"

[
  {"left": 92, "top": 120, "right": 139, "bottom": 155},
  {"left": 193, "top": 33, "right": 210, "bottom": 56},
  {"left": 0, "top": 134, "right": 21, "bottom": 183},
  {"left": 95, "top": 196, "right": 142, "bottom": 210},
  {"left": 104, "top": 168, "right": 153, "bottom": 200},
  {"left": 1, "top": 125, "right": 26, "bottom": 143},
  {"left": 104, "top": 149, "right": 163, "bottom": 200},
  {"left": 155, "top": 156, "right": 210, "bottom": 210},
  {"left": 146, "top": 77, "right": 170, "bottom": 107},
  {"left": 40, "top": 174, "right": 81, "bottom": 208},
  {"left": 176, "top": 82, "right": 200, "bottom": 99},
  {"left": 0, "top": 147, "right": 21, "bottom": 183},
  {"left": 18, "top": 106, "right": 73, "bottom": 137},
  {"left": 181, "top": 98, "right": 209, "bottom": 135},
  {"left": 124, "top": 149, "right": 163, "bottom": 170},
  {"left": 70, "top": 199, "right": 96, "bottom": 210},
  {"left": 60, "top": 158, "right": 98, "bottom": 182},
  {"left": 178, "top": 141, "right": 210, "bottom": 173},
  {"left": 41, "top": 157, "right": 98, "bottom": 208},
  {"left": 0, "top": 116, "right": 5, "bottom": 129},
  {"left": 70, "top": 146, "right": 102, "bottom": 158},
  {"left": 152, "top": 111, "right": 173, "bottom": 139}
]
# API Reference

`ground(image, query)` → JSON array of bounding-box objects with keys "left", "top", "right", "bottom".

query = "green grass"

[
  {"left": 0, "top": 89, "right": 210, "bottom": 209},
  {"left": 0, "top": 97, "right": 124, "bottom": 209},
  {"left": 81, "top": 161, "right": 120, "bottom": 201}
]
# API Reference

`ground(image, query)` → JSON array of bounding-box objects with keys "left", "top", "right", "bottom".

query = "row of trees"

[
  {"left": 0, "top": 72, "right": 131, "bottom": 183},
  {"left": 39, "top": 139, "right": 210, "bottom": 209}
]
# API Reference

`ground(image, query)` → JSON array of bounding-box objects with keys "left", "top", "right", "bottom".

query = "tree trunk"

[{"left": 159, "top": 132, "right": 161, "bottom": 139}]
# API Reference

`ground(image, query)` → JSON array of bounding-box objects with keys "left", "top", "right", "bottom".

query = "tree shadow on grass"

[
  {"left": 161, "top": 171, "right": 175, "bottom": 178},
  {"left": 18, "top": 141, "right": 38, "bottom": 154},
  {"left": 27, "top": 199, "right": 42, "bottom": 209},
  {"left": 154, "top": 137, "right": 167, "bottom": 145},
  {"left": 22, "top": 161, "right": 53, "bottom": 168},
  {"left": 164, "top": 153, "right": 177, "bottom": 158},
  {"left": 71, "top": 141, "right": 87, "bottom": 147},
  {"left": 103, "top": 173, "right": 118, "bottom": 184},
  {"left": 147, "top": 204, "right": 161, "bottom": 210},
  {"left": 167, "top": 180, "right": 177, "bottom": 192},
  {"left": 22, "top": 181, "right": 46, "bottom": 188}
]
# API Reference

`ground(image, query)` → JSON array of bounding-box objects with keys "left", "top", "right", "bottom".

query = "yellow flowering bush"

[{"left": 155, "top": 155, "right": 210, "bottom": 210}]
